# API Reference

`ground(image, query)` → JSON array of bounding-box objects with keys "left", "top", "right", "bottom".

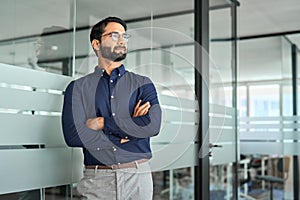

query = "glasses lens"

[
  {"left": 108, "top": 32, "right": 131, "bottom": 42},
  {"left": 123, "top": 33, "right": 131, "bottom": 39},
  {"left": 111, "top": 33, "right": 119, "bottom": 41},
  {"left": 123, "top": 33, "right": 131, "bottom": 42}
]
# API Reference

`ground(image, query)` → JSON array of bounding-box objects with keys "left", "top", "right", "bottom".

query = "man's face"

[{"left": 100, "top": 22, "right": 128, "bottom": 62}]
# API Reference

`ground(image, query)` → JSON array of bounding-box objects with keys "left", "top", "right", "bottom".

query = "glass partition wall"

[
  {"left": 76, "top": 1, "right": 198, "bottom": 199},
  {"left": 0, "top": 0, "right": 202, "bottom": 199},
  {"left": 209, "top": 1, "right": 239, "bottom": 199},
  {"left": 239, "top": 33, "right": 300, "bottom": 199},
  {"left": 0, "top": 1, "right": 74, "bottom": 200},
  {"left": 0, "top": 0, "right": 244, "bottom": 199}
]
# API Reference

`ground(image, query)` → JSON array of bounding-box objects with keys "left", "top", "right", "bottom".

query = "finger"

[
  {"left": 136, "top": 106, "right": 149, "bottom": 116},
  {"left": 139, "top": 102, "right": 150, "bottom": 110},
  {"left": 141, "top": 109, "right": 148, "bottom": 116},
  {"left": 133, "top": 101, "right": 150, "bottom": 117},
  {"left": 120, "top": 138, "right": 130, "bottom": 144},
  {"left": 134, "top": 100, "right": 142, "bottom": 112},
  {"left": 135, "top": 99, "right": 142, "bottom": 108},
  {"left": 135, "top": 108, "right": 143, "bottom": 116}
]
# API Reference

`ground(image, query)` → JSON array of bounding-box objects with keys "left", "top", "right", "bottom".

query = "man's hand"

[
  {"left": 120, "top": 138, "right": 130, "bottom": 143},
  {"left": 133, "top": 100, "right": 150, "bottom": 117},
  {"left": 120, "top": 100, "right": 150, "bottom": 144},
  {"left": 86, "top": 117, "right": 104, "bottom": 130}
]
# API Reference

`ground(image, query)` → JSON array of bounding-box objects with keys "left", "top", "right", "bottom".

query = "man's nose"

[{"left": 117, "top": 36, "right": 126, "bottom": 45}]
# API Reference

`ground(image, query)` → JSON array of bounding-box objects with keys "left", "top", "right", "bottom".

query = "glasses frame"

[{"left": 101, "top": 32, "right": 131, "bottom": 42}]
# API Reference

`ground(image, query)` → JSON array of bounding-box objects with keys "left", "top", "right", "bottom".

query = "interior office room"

[{"left": 0, "top": 0, "right": 300, "bottom": 199}]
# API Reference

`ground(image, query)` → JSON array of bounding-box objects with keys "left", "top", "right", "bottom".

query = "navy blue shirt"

[{"left": 62, "top": 65, "right": 162, "bottom": 166}]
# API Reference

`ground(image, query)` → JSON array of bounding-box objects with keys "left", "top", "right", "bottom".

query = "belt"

[{"left": 85, "top": 159, "right": 149, "bottom": 170}]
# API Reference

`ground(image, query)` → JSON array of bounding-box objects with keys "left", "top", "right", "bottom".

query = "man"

[{"left": 62, "top": 16, "right": 162, "bottom": 200}]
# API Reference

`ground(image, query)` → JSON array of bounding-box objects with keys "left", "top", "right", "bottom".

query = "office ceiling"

[
  {"left": 0, "top": 0, "right": 300, "bottom": 82},
  {"left": 237, "top": 0, "right": 300, "bottom": 82},
  {"left": 1, "top": 0, "right": 299, "bottom": 39}
]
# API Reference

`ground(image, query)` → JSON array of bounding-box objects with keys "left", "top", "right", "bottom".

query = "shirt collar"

[
  {"left": 111, "top": 64, "right": 126, "bottom": 77},
  {"left": 94, "top": 64, "right": 126, "bottom": 78},
  {"left": 94, "top": 66, "right": 105, "bottom": 76}
]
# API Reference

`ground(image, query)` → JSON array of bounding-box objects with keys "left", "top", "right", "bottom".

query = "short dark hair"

[{"left": 90, "top": 16, "right": 127, "bottom": 43}]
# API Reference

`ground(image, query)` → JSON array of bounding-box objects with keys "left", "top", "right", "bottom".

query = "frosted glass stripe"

[
  {"left": 283, "top": 143, "right": 300, "bottom": 155},
  {"left": 152, "top": 123, "right": 198, "bottom": 143},
  {"left": 240, "top": 116, "right": 300, "bottom": 122},
  {"left": 240, "top": 131, "right": 282, "bottom": 140},
  {"left": 209, "top": 104, "right": 235, "bottom": 115},
  {"left": 0, "top": 87, "right": 64, "bottom": 112},
  {"left": 159, "top": 94, "right": 198, "bottom": 110},
  {"left": 241, "top": 142, "right": 283, "bottom": 155},
  {"left": 0, "top": 63, "right": 71, "bottom": 90},
  {"left": 0, "top": 113, "right": 65, "bottom": 146},
  {"left": 240, "top": 123, "right": 300, "bottom": 129},
  {"left": 208, "top": 104, "right": 236, "bottom": 165},
  {"left": 241, "top": 142, "right": 300, "bottom": 155},
  {"left": 70, "top": 148, "right": 84, "bottom": 182},
  {"left": 209, "top": 128, "right": 235, "bottom": 143},
  {"left": 282, "top": 116, "right": 300, "bottom": 121},
  {"left": 240, "top": 131, "right": 300, "bottom": 140},
  {"left": 210, "top": 143, "right": 236, "bottom": 165},
  {"left": 161, "top": 107, "right": 198, "bottom": 123},
  {"left": 283, "top": 132, "right": 300, "bottom": 139},
  {"left": 150, "top": 143, "right": 198, "bottom": 171},
  {"left": 0, "top": 148, "right": 82, "bottom": 194},
  {"left": 209, "top": 116, "right": 234, "bottom": 127},
  {"left": 240, "top": 115, "right": 300, "bottom": 155}
]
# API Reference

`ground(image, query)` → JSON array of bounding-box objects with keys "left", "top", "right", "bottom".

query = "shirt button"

[
  {"left": 117, "top": 163, "right": 121, "bottom": 165},
  {"left": 118, "top": 74, "right": 121, "bottom": 76},
  {"left": 112, "top": 147, "right": 117, "bottom": 151},
  {"left": 97, "top": 148, "right": 100, "bottom": 151},
  {"left": 111, "top": 95, "right": 114, "bottom": 99},
  {"left": 112, "top": 113, "right": 115, "bottom": 116},
  {"left": 125, "top": 136, "right": 128, "bottom": 139},
  {"left": 110, "top": 80, "right": 113, "bottom": 83}
]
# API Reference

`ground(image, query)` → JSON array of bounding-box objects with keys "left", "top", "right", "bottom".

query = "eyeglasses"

[{"left": 101, "top": 32, "right": 131, "bottom": 42}]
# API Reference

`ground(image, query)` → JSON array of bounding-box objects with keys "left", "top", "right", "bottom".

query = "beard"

[{"left": 100, "top": 45, "right": 127, "bottom": 62}]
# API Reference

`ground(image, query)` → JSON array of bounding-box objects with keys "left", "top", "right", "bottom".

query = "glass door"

[{"left": 209, "top": 1, "right": 239, "bottom": 199}]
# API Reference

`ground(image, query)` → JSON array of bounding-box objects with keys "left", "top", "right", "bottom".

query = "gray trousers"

[{"left": 77, "top": 161, "right": 153, "bottom": 200}]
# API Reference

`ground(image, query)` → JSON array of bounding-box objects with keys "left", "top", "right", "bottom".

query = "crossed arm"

[
  {"left": 85, "top": 100, "right": 151, "bottom": 143},
  {"left": 62, "top": 78, "right": 161, "bottom": 148}
]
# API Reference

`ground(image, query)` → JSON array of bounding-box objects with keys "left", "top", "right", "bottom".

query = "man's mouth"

[{"left": 115, "top": 46, "right": 126, "bottom": 51}]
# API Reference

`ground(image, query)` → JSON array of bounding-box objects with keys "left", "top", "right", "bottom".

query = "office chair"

[{"left": 255, "top": 157, "right": 290, "bottom": 200}]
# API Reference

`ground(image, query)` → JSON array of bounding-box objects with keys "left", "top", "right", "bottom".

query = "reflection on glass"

[
  {"left": 34, "top": 28, "right": 72, "bottom": 75},
  {"left": 153, "top": 168, "right": 194, "bottom": 200},
  {"left": 0, "top": 190, "right": 40, "bottom": 200},
  {"left": 0, "top": 0, "right": 72, "bottom": 76}
]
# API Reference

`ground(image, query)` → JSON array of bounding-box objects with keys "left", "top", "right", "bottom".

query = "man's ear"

[{"left": 91, "top": 39, "right": 100, "bottom": 51}]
